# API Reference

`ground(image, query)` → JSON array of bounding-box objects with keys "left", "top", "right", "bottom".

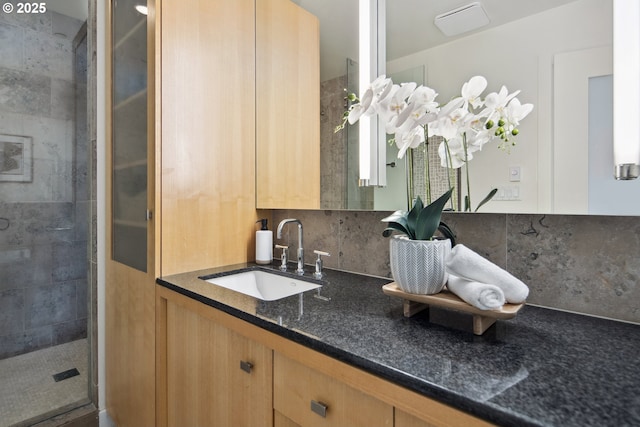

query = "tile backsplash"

[{"left": 272, "top": 210, "right": 640, "bottom": 324}]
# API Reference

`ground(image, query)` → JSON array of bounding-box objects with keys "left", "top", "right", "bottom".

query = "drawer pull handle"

[
  {"left": 310, "top": 400, "right": 328, "bottom": 418},
  {"left": 240, "top": 360, "right": 253, "bottom": 374}
]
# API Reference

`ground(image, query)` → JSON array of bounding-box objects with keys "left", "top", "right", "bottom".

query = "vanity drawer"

[{"left": 273, "top": 352, "right": 393, "bottom": 427}]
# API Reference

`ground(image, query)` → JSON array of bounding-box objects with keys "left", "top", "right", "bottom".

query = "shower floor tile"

[{"left": 0, "top": 339, "right": 88, "bottom": 427}]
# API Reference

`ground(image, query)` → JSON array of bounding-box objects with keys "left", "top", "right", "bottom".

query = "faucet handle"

[
  {"left": 276, "top": 244, "right": 288, "bottom": 271},
  {"left": 313, "top": 250, "right": 330, "bottom": 279}
]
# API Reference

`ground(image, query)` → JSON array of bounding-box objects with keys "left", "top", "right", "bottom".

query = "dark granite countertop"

[{"left": 157, "top": 262, "right": 640, "bottom": 427}]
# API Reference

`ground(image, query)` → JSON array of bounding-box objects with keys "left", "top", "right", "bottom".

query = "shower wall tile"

[
  {"left": 0, "top": 22, "right": 23, "bottom": 70},
  {"left": 320, "top": 75, "right": 348, "bottom": 209},
  {"left": 75, "top": 201, "right": 91, "bottom": 242},
  {"left": 76, "top": 277, "right": 88, "bottom": 319},
  {"left": 0, "top": 202, "right": 75, "bottom": 247},
  {"left": 0, "top": 325, "right": 52, "bottom": 359},
  {"left": 0, "top": 246, "right": 52, "bottom": 290},
  {"left": 53, "top": 318, "right": 87, "bottom": 345},
  {"left": 24, "top": 27, "right": 73, "bottom": 80},
  {"left": 51, "top": 77, "right": 75, "bottom": 120},
  {"left": 0, "top": 67, "right": 50, "bottom": 116},
  {"left": 0, "top": 110, "right": 26, "bottom": 135},
  {"left": 0, "top": 10, "right": 89, "bottom": 359},
  {"left": 0, "top": 289, "right": 24, "bottom": 335},
  {"left": 52, "top": 241, "right": 87, "bottom": 282},
  {"left": 24, "top": 282, "right": 76, "bottom": 329}
]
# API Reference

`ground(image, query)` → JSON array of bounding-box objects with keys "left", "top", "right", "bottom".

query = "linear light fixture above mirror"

[
  {"left": 359, "top": 0, "right": 386, "bottom": 186},
  {"left": 613, "top": 0, "right": 640, "bottom": 180}
]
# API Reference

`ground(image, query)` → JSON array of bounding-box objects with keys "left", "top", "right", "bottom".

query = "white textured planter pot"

[{"left": 389, "top": 235, "right": 451, "bottom": 295}]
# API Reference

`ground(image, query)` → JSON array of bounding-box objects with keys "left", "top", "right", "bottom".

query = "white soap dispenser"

[{"left": 255, "top": 219, "right": 273, "bottom": 265}]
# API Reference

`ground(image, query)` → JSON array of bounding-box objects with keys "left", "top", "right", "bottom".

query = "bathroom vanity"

[{"left": 156, "top": 263, "right": 640, "bottom": 427}]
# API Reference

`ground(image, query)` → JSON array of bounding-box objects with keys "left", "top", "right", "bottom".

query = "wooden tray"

[{"left": 382, "top": 282, "right": 524, "bottom": 335}]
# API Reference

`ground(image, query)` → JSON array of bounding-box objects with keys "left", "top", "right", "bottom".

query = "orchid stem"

[
  {"left": 463, "top": 133, "right": 471, "bottom": 211},
  {"left": 443, "top": 139, "right": 456, "bottom": 211},
  {"left": 424, "top": 126, "right": 431, "bottom": 205}
]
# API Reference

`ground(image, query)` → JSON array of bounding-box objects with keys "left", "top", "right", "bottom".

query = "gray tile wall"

[
  {"left": 272, "top": 210, "right": 640, "bottom": 324},
  {"left": 0, "top": 9, "right": 87, "bottom": 359}
]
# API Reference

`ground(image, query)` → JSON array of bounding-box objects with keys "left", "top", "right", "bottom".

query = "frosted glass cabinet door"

[{"left": 111, "top": 0, "right": 148, "bottom": 272}]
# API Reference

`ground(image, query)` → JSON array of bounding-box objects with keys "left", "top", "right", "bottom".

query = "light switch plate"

[{"left": 509, "top": 166, "right": 521, "bottom": 182}]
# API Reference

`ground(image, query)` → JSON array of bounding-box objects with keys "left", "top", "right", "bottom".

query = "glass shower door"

[{"left": 0, "top": 2, "right": 93, "bottom": 425}]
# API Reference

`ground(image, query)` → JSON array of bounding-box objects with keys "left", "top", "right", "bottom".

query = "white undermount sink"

[{"left": 203, "top": 269, "right": 321, "bottom": 301}]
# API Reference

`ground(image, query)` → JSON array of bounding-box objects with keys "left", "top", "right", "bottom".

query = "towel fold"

[
  {"left": 447, "top": 274, "right": 506, "bottom": 310},
  {"left": 445, "top": 244, "right": 529, "bottom": 303}
]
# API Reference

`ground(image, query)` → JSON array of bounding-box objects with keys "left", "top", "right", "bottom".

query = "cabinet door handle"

[
  {"left": 310, "top": 400, "right": 328, "bottom": 418},
  {"left": 240, "top": 360, "right": 253, "bottom": 374}
]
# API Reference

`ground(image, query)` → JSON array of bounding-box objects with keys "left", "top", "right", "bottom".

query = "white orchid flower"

[
  {"left": 461, "top": 75, "right": 487, "bottom": 109},
  {"left": 395, "top": 126, "right": 425, "bottom": 159},
  {"left": 430, "top": 107, "right": 470, "bottom": 140},
  {"left": 438, "top": 137, "right": 471, "bottom": 169},
  {"left": 482, "top": 86, "right": 520, "bottom": 123},
  {"left": 408, "top": 85, "right": 440, "bottom": 113},
  {"left": 347, "top": 89, "right": 373, "bottom": 124},
  {"left": 466, "top": 129, "right": 493, "bottom": 151},
  {"left": 371, "top": 75, "right": 393, "bottom": 100},
  {"left": 348, "top": 75, "right": 393, "bottom": 124},
  {"left": 377, "top": 82, "right": 417, "bottom": 127},
  {"left": 504, "top": 98, "right": 534, "bottom": 127}
]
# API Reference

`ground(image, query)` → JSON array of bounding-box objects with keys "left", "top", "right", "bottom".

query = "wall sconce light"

[
  {"left": 358, "top": 0, "right": 386, "bottom": 186},
  {"left": 613, "top": 0, "right": 640, "bottom": 180}
]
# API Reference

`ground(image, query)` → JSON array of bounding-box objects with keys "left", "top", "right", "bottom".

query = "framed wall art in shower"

[{"left": 0, "top": 134, "right": 33, "bottom": 182}]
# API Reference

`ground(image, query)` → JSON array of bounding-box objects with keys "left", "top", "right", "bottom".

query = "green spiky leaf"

[
  {"left": 415, "top": 189, "right": 453, "bottom": 240},
  {"left": 407, "top": 196, "right": 424, "bottom": 236},
  {"left": 438, "top": 221, "right": 456, "bottom": 246},
  {"left": 474, "top": 188, "right": 498, "bottom": 212}
]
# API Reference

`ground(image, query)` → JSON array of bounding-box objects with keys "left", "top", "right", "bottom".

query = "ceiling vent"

[{"left": 434, "top": 2, "right": 490, "bottom": 37}]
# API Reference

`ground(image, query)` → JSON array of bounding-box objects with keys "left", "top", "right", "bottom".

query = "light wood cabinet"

[
  {"left": 394, "top": 407, "right": 494, "bottom": 427},
  {"left": 157, "top": 289, "right": 272, "bottom": 427},
  {"left": 256, "top": 0, "right": 321, "bottom": 209},
  {"left": 156, "top": 285, "right": 494, "bottom": 427},
  {"left": 395, "top": 408, "right": 446, "bottom": 427},
  {"left": 107, "top": 0, "right": 260, "bottom": 425},
  {"left": 274, "top": 352, "right": 393, "bottom": 427},
  {"left": 108, "top": 0, "right": 320, "bottom": 421}
]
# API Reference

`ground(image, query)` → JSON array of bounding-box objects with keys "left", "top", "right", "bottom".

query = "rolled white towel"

[
  {"left": 447, "top": 274, "right": 506, "bottom": 310},
  {"left": 445, "top": 244, "right": 529, "bottom": 303}
]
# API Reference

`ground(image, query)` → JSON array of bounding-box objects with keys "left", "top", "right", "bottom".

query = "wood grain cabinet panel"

[
  {"left": 158, "top": 293, "right": 273, "bottom": 427},
  {"left": 256, "top": 0, "right": 321, "bottom": 209},
  {"left": 394, "top": 401, "right": 495, "bottom": 427},
  {"left": 395, "top": 408, "right": 441, "bottom": 427},
  {"left": 274, "top": 352, "right": 393, "bottom": 427}
]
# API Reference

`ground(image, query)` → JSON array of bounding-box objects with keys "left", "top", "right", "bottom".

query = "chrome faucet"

[{"left": 276, "top": 218, "right": 304, "bottom": 275}]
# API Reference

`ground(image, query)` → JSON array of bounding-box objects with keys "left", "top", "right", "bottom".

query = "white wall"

[{"left": 387, "top": 0, "right": 612, "bottom": 213}]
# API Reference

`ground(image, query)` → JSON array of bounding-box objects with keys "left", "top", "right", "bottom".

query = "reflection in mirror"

[{"left": 305, "top": 0, "right": 640, "bottom": 215}]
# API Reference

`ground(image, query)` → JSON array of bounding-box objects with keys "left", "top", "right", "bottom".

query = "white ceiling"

[{"left": 297, "top": 0, "right": 580, "bottom": 81}]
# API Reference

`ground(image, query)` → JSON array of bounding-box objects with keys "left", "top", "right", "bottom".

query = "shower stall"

[{"left": 0, "top": 4, "right": 94, "bottom": 425}]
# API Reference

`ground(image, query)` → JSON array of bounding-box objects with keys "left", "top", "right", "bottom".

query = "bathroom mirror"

[{"left": 299, "top": 0, "right": 640, "bottom": 215}]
